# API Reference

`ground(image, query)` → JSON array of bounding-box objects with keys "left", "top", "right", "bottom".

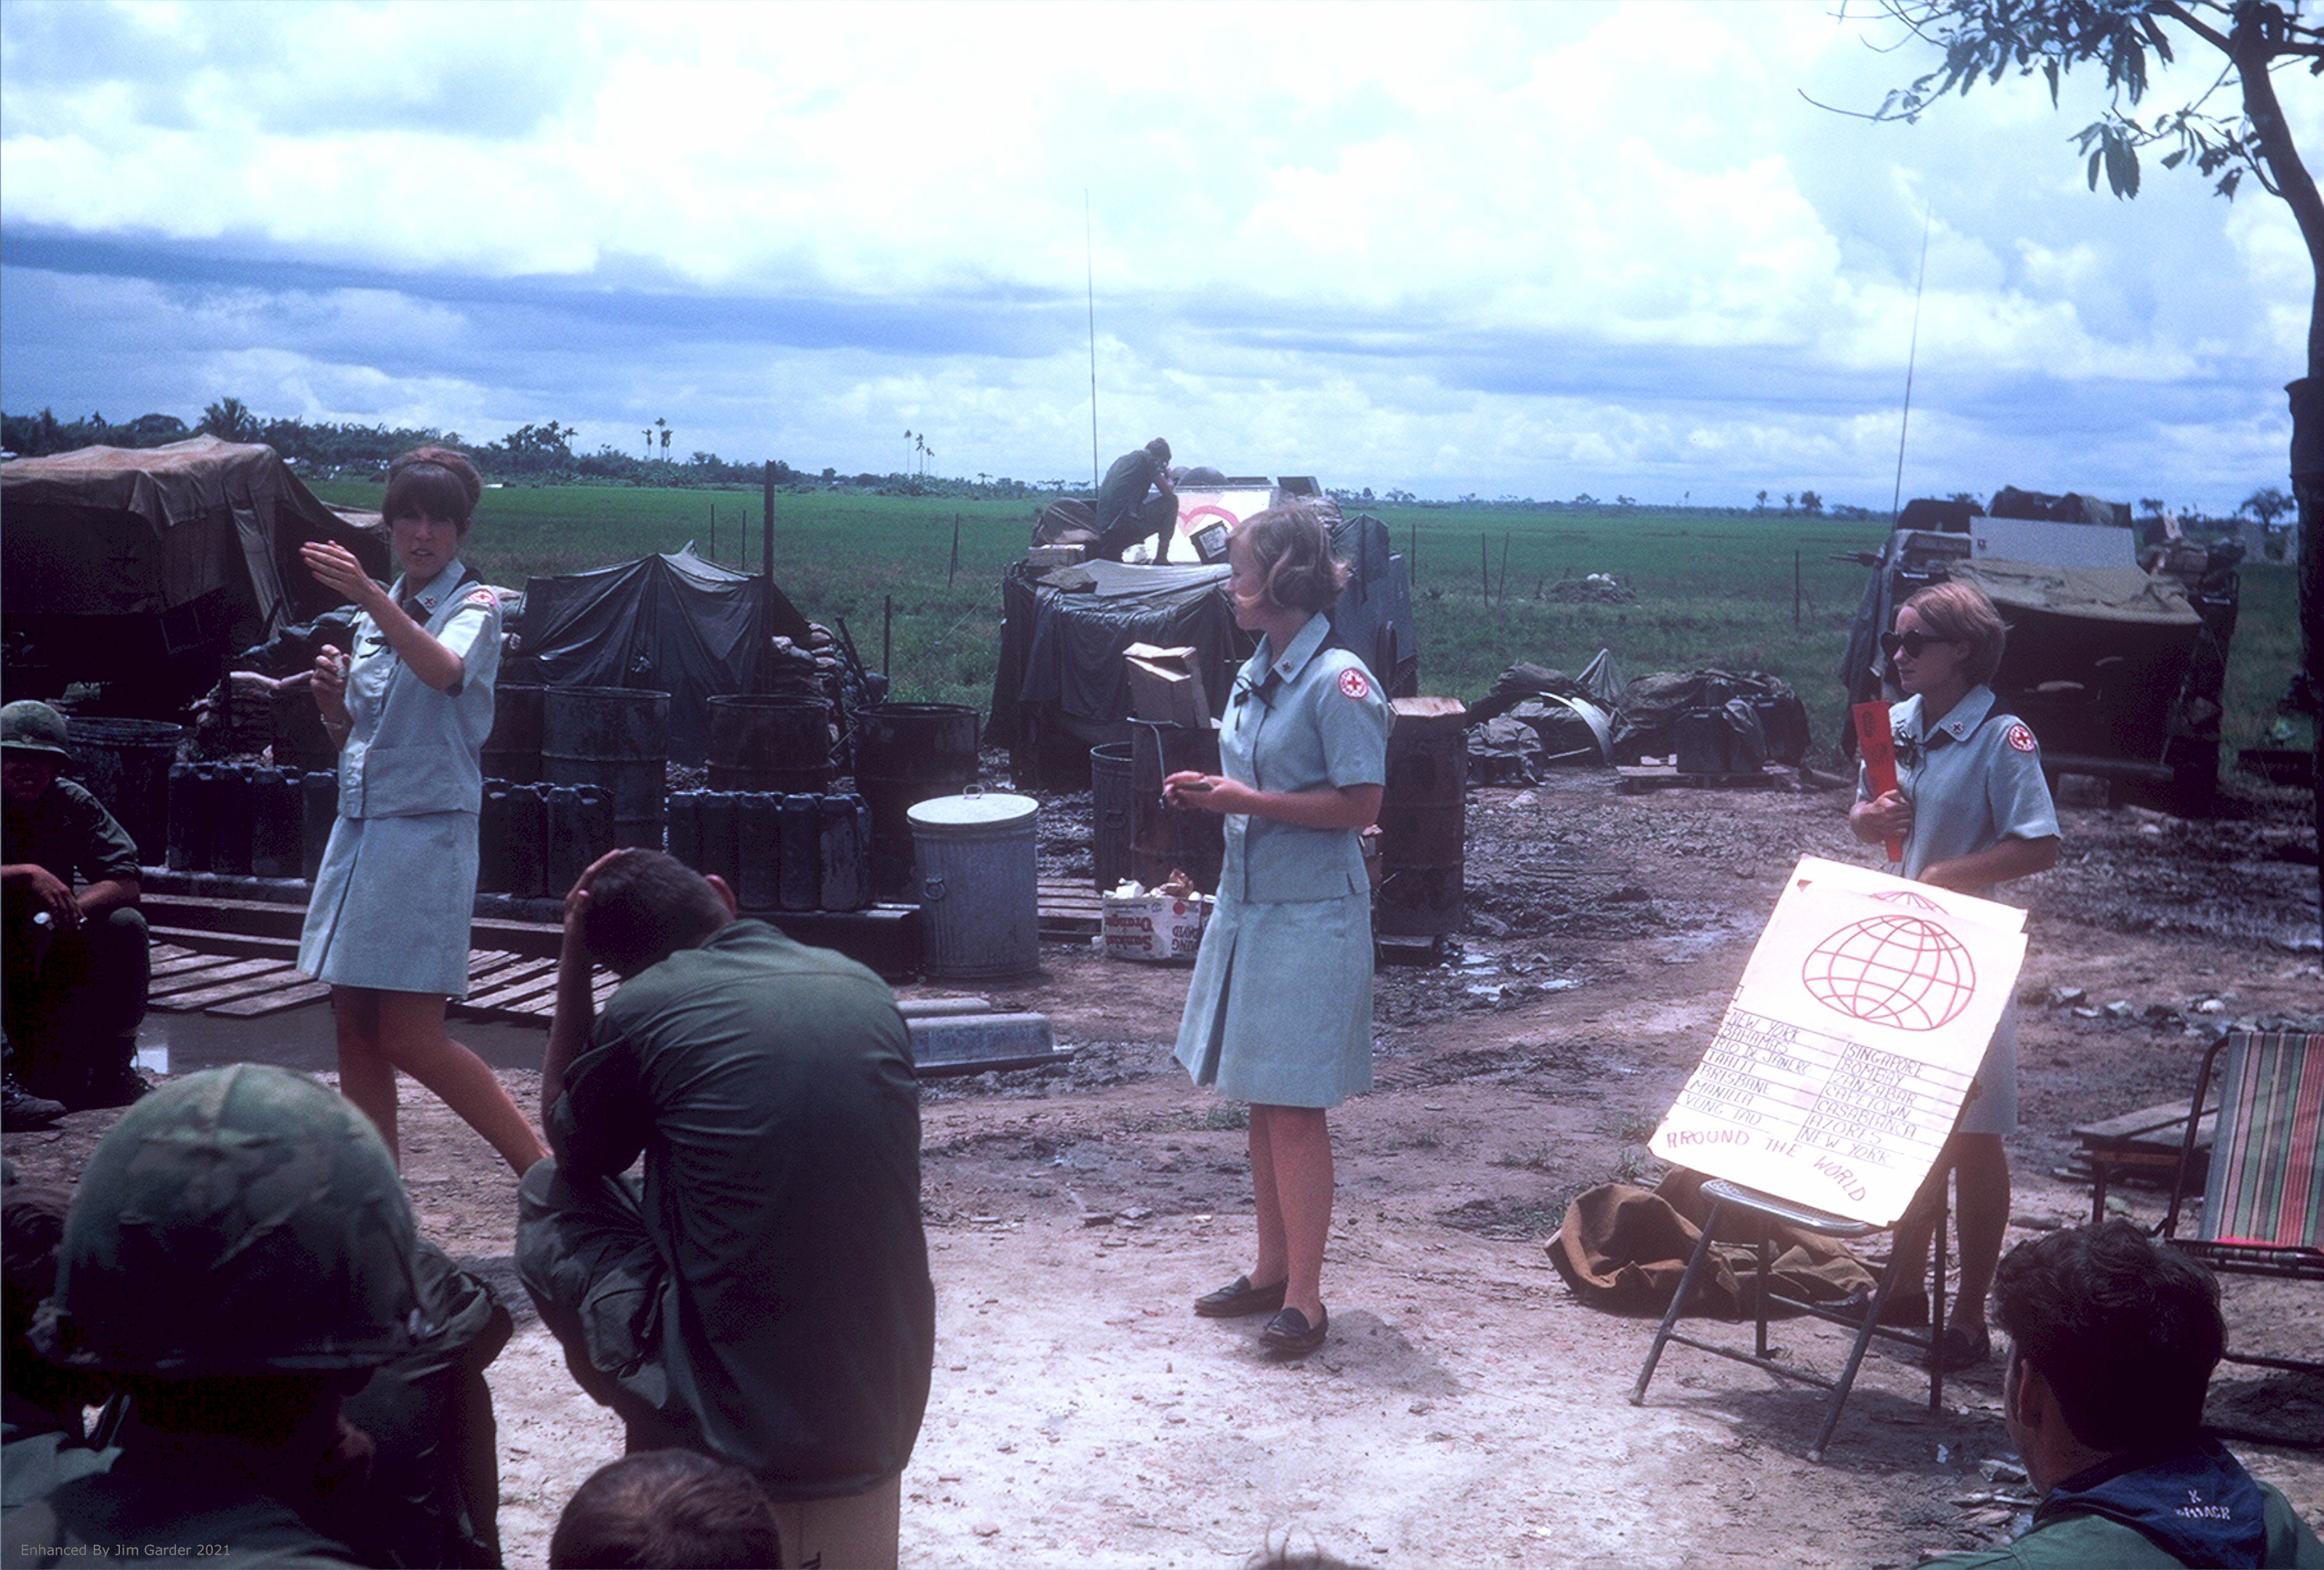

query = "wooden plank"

[
  {"left": 150, "top": 957, "right": 288, "bottom": 999},
  {"left": 164, "top": 966, "right": 305, "bottom": 1010},
  {"left": 206, "top": 981, "right": 334, "bottom": 1018},
  {"left": 459, "top": 960, "right": 560, "bottom": 1010},
  {"left": 147, "top": 926, "right": 305, "bottom": 963},
  {"left": 149, "top": 952, "right": 246, "bottom": 981}
]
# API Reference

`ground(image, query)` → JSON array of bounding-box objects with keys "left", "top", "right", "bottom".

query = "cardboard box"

[
  {"left": 1123, "top": 643, "right": 1213, "bottom": 728},
  {"left": 1103, "top": 890, "right": 1213, "bottom": 962},
  {"left": 1027, "top": 543, "right": 1086, "bottom": 570}
]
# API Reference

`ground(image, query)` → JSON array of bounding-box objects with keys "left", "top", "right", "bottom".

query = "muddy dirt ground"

[{"left": 9, "top": 770, "right": 2320, "bottom": 1569}]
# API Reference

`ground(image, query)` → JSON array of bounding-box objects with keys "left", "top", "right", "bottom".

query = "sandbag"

[{"left": 1609, "top": 669, "right": 1811, "bottom": 766}]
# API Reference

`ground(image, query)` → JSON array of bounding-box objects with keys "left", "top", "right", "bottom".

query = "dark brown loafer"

[
  {"left": 1194, "top": 1275, "right": 1288, "bottom": 1319},
  {"left": 1260, "top": 1305, "right": 1328, "bottom": 1358}
]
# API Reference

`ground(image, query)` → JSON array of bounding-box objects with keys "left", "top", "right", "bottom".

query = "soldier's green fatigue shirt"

[
  {"left": 534, "top": 919, "right": 934, "bottom": 1498},
  {"left": 298, "top": 559, "right": 499, "bottom": 997},
  {"left": 1, "top": 778, "right": 140, "bottom": 888},
  {"left": 1857, "top": 684, "right": 2059, "bottom": 1137},
  {"left": 1173, "top": 613, "right": 1391, "bottom": 1108}
]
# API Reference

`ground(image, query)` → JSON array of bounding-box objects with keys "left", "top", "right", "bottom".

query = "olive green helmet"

[
  {"left": 0, "top": 700, "right": 72, "bottom": 760},
  {"left": 31, "top": 1064, "right": 427, "bottom": 1376}
]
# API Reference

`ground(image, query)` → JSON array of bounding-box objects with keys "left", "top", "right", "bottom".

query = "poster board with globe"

[{"left": 1648, "top": 856, "right": 2030, "bottom": 1227}]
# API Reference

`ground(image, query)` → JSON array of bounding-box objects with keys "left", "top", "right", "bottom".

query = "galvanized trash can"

[{"left": 908, "top": 786, "right": 1039, "bottom": 981}]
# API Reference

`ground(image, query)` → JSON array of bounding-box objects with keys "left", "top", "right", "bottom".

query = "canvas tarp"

[
  {"left": 518, "top": 548, "right": 808, "bottom": 764},
  {"left": 1947, "top": 559, "right": 2203, "bottom": 628},
  {"left": 988, "top": 513, "right": 1418, "bottom": 773},
  {"left": 1, "top": 435, "right": 388, "bottom": 632}
]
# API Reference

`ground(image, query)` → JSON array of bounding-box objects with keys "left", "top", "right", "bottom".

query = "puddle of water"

[{"left": 135, "top": 1005, "right": 548, "bottom": 1079}]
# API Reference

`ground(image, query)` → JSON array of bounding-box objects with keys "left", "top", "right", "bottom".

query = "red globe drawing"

[
  {"left": 1801, "top": 915, "right": 1977, "bottom": 1031},
  {"left": 1873, "top": 889, "right": 1946, "bottom": 913}
]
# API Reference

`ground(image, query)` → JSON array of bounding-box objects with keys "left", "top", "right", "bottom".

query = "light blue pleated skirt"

[
  {"left": 298, "top": 812, "right": 478, "bottom": 997},
  {"left": 1173, "top": 886, "right": 1374, "bottom": 1109}
]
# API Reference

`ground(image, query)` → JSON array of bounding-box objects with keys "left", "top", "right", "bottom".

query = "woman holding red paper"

[{"left": 1846, "top": 580, "right": 2059, "bottom": 1370}]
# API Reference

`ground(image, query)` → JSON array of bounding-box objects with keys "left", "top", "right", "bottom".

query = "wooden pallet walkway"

[
  {"left": 1037, "top": 875, "right": 1105, "bottom": 938},
  {"left": 143, "top": 935, "right": 618, "bottom": 1026}
]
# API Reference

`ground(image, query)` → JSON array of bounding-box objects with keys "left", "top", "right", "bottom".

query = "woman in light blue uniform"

[
  {"left": 1166, "top": 504, "right": 1390, "bottom": 1358},
  {"left": 299, "top": 447, "right": 548, "bottom": 1178},
  {"left": 1849, "top": 579, "right": 2059, "bottom": 1370}
]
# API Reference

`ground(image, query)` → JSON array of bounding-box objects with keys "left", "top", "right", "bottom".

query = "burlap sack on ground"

[{"left": 1547, "top": 1167, "right": 1875, "bottom": 1319}]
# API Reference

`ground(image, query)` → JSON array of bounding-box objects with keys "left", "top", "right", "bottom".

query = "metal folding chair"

[
  {"left": 1629, "top": 1177, "right": 1947, "bottom": 1462},
  {"left": 2160, "top": 1031, "right": 2323, "bottom": 1449}
]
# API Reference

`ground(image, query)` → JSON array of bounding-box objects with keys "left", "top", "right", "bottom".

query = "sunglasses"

[{"left": 1879, "top": 629, "right": 1955, "bottom": 660}]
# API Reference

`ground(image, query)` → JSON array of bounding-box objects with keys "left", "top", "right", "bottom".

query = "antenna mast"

[
  {"left": 1086, "top": 190, "right": 1100, "bottom": 496},
  {"left": 1890, "top": 208, "right": 1934, "bottom": 523}
]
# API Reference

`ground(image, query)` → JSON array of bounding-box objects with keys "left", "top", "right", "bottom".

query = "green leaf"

[
  {"left": 2161, "top": 148, "right": 2187, "bottom": 169},
  {"left": 2088, "top": 147, "right": 2106, "bottom": 190}
]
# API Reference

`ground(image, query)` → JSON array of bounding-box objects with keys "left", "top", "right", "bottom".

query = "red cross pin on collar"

[{"left": 1338, "top": 668, "right": 1370, "bottom": 700}]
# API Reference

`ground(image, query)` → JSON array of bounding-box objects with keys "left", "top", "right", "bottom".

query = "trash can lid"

[{"left": 909, "top": 788, "right": 1037, "bottom": 829}]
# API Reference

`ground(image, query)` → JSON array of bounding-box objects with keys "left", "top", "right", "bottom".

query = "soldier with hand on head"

[{"left": 1, "top": 700, "right": 149, "bottom": 1122}]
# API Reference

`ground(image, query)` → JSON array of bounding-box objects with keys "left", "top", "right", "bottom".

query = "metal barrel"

[
  {"left": 248, "top": 767, "right": 303, "bottom": 879},
  {"left": 909, "top": 789, "right": 1040, "bottom": 980},
  {"left": 541, "top": 686, "right": 670, "bottom": 849},
  {"left": 65, "top": 717, "right": 182, "bottom": 866},
  {"left": 779, "top": 794, "right": 821, "bottom": 911},
  {"left": 478, "top": 781, "right": 512, "bottom": 894},
  {"left": 166, "top": 763, "right": 204, "bottom": 872},
  {"left": 699, "top": 792, "right": 741, "bottom": 892},
  {"left": 209, "top": 765, "right": 254, "bottom": 877},
  {"left": 546, "top": 785, "right": 590, "bottom": 894},
  {"left": 666, "top": 790, "right": 704, "bottom": 874},
  {"left": 302, "top": 770, "right": 339, "bottom": 884},
  {"left": 819, "top": 794, "right": 872, "bottom": 912},
  {"left": 856, "top": 703, "right": 981, "bottom": 899},
  {"left": 481, "top": 681, "right": 545, "bottom": 784},
  {"left": 737, "top": 792, "right": 781, "bottom": 911},
  {"left": 1090, "top": 742, "right": 1135, "bottom": 892},
  {"left": 506, "top": 784, "right": 549, "bottom": 899},
  {"left": 705, "top": 696, "right": 832, "bottom": 794},
  {"left": 1128, "top": 721, "right": 1223, "bottom": 894},
  {"left": 1376, "top": 696, "right": 1466, "bottom": 938}
]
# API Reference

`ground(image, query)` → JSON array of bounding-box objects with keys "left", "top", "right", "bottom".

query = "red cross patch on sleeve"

[
  {"left": 466, "top": 588, "right": 497, "bottom": 609},
  {"left": 2005, "top": 722, "right": 2036, "bottom": 753},
  {"left": 1338, "top": 668, "right": 1370, "bottom": 701}
]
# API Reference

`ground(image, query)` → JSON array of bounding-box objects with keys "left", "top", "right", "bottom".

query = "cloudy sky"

[{"left": 2, "top": 1, "right": 2316, "bottom": 509}]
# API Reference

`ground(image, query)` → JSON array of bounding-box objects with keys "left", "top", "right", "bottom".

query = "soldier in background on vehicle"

[
  {"left": 1093, "top": 438, "right": 1181, "bottom": 563},
  {"left": 0, "top": 700, "right": 148, "bottom": 1119},
  {"left": 2, "top": 1064, "right": 512, "bottom": 1568}
]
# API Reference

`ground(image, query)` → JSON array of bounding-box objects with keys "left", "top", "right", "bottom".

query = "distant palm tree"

[{"left": 655, "top": 416, "right": 670, "bottom": 459}]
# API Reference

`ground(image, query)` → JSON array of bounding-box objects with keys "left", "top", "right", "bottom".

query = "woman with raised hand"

[
  {"left": 1166, "top": 504, "right": 1388, "bottom": 1358},
  {"left": 1846, "top": 579, "right": 2059, "bottom": 1370},
  {"left": 299, "top": 446, "right": 549, "bottom": 1177}
]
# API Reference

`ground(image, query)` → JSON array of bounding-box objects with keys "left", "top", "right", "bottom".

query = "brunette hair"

[
  {"left": 1232, "top": 503, "right": 1348, "bottom": 615},
  {"left": 550, "top": 1450, "right": 781, "bottom": 1569},
  {"left": 1990, "top": 1221, "right": 2224, "bottom": 1454},
  {"left": 579, "top": 850, "right": 733, "bottom": 977},
  {"left": 1899, "top": 579, "right": 2009, "bottom": 685},
  {"left": 383, "top": 446, "right": 484, "bottom": 535}
]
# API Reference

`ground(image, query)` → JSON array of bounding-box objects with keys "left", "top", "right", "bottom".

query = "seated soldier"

[
  {"left": 1092, "top": 437, "right": 1180, "bottom": 563},
  {"left": 0, "top": 701, "right": 148, "bottom": 1113},
  {"left": 3, "top": 1064, "right": 511, "bottom": 1568},
  {"left": 1925, "top": 1222, "right": 2323, "bottom": 1569},
  {"left": 519, "top": 850, "right": 933, "bottom": 1570},
  {"left": 550, "top": 1450, "right": 782, "bottom": 1569},
  {"left": 1, "top": 1180, "right": 113, "bottom": 1506}
]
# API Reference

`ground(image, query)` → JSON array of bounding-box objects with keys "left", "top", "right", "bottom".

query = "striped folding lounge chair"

[{"left": 2160, "top": 1031, "right": 2321, "bottom": 1449}]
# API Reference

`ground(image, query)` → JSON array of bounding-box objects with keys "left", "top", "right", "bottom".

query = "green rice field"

[{"left": 310, "top": 481, "right": 2307, "bottom": 773}]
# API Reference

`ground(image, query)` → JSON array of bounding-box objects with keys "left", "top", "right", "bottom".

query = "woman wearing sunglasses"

[{"left": 1847, "top": 579, "right": 2059, "bottom": 1371}]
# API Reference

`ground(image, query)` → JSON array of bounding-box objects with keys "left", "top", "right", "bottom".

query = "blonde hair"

[
  {"left": 1231, "top": 504, "right": 1348, "bottom": 614},
  {"left": 1901, "top": 579, "right": 2009, "bottom": 685}
]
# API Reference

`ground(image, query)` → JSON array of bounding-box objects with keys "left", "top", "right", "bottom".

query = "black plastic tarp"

[
  {"left": 989, "top": 515, "right": 1420, "bottom": 765},
  {"left": 519, "top": 548, "right": 808, "bottom": 763}
]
